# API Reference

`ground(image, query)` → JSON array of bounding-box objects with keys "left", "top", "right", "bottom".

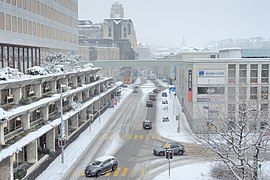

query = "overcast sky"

[{"left": 78, "top": 0, "right": 270, "bottom": 47}]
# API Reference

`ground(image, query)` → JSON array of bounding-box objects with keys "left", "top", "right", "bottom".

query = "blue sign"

[{"left": 169, "top": 86, "right": 176, "bottom": 92}]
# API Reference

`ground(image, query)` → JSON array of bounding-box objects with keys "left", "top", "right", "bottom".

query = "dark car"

[
  {"left": 162, "top": 92, "right": 167, "bottom": 97},
  {"left": 153, "top": 89, "right": 158, "bottom": 93},
  {"left": 142, "top": 120, "right": 152, "bottom": 129},
  {"left": 146, "top": 100, "right": 153, "bottom": 107},
  {"left": 85, "top": 156, "right": 118, "bottom": 177},
  {"left": 153, "top": 142, "right": 185, "bottom": 156}
]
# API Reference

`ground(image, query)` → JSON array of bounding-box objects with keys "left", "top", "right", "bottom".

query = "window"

[
  {"left": 17, "top": 0, "right": 21, "bottom": 7},
  {"left": 250, "top": 87, "right": 257, "bottom": 100},
  {"left": 22, "top": 0, "right": 26, "bottom": 9},
  {"left": 228, "top": 87, "right": 236, "bottom": 101},
  {"left": 108, "top": 26, "right": 111, "bottom": 37},
  {"left": 28, "top": 20, "right": 32, "bottom": 35},
  {"left": 23, "top": 19, "right": 27, "bottom": 34},
  {"left": 12, "top": 16, "right": 17, "bottom": 32},
  {"left": 11, "top": 0, "right": 16, "bottom": 5},
  {"left": 250, "top": 64, "right": 258, "bottom": 84},
  {"left": 33, "top": 22, "right": 36, "bottom": 36},
  {"left": 0, "top": 12, "right": 4, "bottom": 30},
  {"left": 18, "top": 17, "right": 22, "bottom": 33},
  {"left": 228, "top": 64, "right": 236, "bottom": 83},
  {"left": 239, "top": 64, "right": 247, "bottom": 84},
  {"left": 261, "top": 64, "right": 269, "bottom": 83},
  {"left": 239, "top": 87, "right": 246, "bottom": 101},
  {"left": 6, "top": 0, "right": 10, "bottom": 3},
  {"left": 261, "top": 86, "right": 268, "bottom": 100},
  {"left": 6, "top": 14, "right": 11, "bottom": 31}
]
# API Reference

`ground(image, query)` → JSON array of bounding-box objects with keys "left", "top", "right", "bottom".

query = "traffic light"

[
  {"left": 58, "top": 137, "right": 66, "bottom": 147},
  {"left": 165, "top": 149, "right": 174, "bottom": 159}
]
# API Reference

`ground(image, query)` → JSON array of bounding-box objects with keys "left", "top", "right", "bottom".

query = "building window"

[
  {"left": 239, "top": 64, "right": 247, "bottom": 84},
  {"left": 127, "top": 23, "right": 131, "bottom": 35},
  {"left": 28, "top": 20, "right": 32, "bottom": 35},
  {"left": 22, "top": 0, "right": 26, "bottom": 9},
  {"left": 11, "top": 0, "right": 16, "bottom": 5},
  {"left": 0, "top": 12, "right": 4, "bottom": 30},
  {"left": 6, "top": 0, "right": 10, "bottom": 3},
  {"left": 261, "top": 64, "right": 269, "bottom": 83},
  {"left": 261, "top": 86, "right": 268, "bottom": 100},
  {"left": 17, "top": 0, "right": 21, "bottom": 8},
  {"left": 250, "top": 64, "right": 258, "bottom": 84},
  {"left": 6, "top": 14, "right": 11, "bottom": 31},
  {"left": 239, "top": 87, "right": 246, "bottom": 101},
  {"left": 228, "top": 86, "right": 236, "bottom": 102},
  {"left": 228, "top": 64, "right": 236, "bottom": 83},
  {"left": 33, "top": 22, "right": 36, "bottom": 36},
  {"left": 12, "top": 16, "right": 17, "bottom": 32},
  {"left": 250, "top": 87, "right": 257, "bottom": 100},
  {"left": 23, "top": 19, "right": 27, "bottom": 34},
  {"left": 18, "top": 17, "right": 22, "bottom": 33}
]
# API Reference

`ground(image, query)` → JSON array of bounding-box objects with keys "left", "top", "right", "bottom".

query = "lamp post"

[
  {"left": 89, "top": 113, "right": 93, "bottom": 133},
  {"left": 60, "top": 84, "right": 66, "bottom": 164},
  {"left": 98, "top": 92, "right": 101, "bottom": 123}
]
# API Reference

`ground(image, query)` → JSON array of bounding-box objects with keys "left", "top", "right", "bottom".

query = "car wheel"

[
  {"left": 159, "top": 151, "right": 165, "bottom": 156},
  {"left": 178, "top": 150, "right": 184, "bottom": 155},
  {"left": 112, "top": 165, "right": 117, "bottom": 171},
  {"left": 96, "top": 170, "right": 102, "bottom": 177}
]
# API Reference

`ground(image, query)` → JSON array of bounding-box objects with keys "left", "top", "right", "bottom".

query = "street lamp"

[
  {"left": 89, "top": 113, "right": 93, "bottom": 133},
  {"left": 98, "top": 92, "right": 101, "bottom": 123},
  {"left": 60, "top": 84, "right": 66, "bottom": 164}
]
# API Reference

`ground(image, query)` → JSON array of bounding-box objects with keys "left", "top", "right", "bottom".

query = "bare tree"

[{"left": 195, "top": 101, "right": 270, "bottom": 180}]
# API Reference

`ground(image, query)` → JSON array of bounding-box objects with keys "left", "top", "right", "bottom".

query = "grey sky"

[{"left": 78, "top": 0, "right": 270, "bottom": 47}]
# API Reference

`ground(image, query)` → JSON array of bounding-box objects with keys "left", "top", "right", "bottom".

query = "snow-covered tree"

[{"left": 196, "top": 101, "right": 270, "bottom": 180}]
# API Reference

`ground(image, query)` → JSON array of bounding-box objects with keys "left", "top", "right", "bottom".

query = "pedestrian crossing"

[
  {"left": 98, "top": 134, "right": 161, "bottom": 140},
  {"left": 80, "top": 167, "right": 145, "bottom": 177}
]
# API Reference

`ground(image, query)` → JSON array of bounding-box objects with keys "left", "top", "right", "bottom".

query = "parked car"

[
  {"left": 153, "top": 142, "right": 185, "bottom": 156},
  {"left": 85, "top": 156, "right": 118, "bottom": 177},
  {"left": 27, "top": 66, "right": 48, "bottom": 75},
  {"left": 142, "top": 120, "right": 152, "bottom": 129},
  {"left": 162, "top": 92, "right": 167, "bottom": 97},
  {"left": 149, "top": 94, "right": 156, "bottom": 101},
  {"left": 146, "top": 100, "right": 153, "bottom": 107},
  {"left": 153, "top": 89, "right": 158, "bottom": 93}
]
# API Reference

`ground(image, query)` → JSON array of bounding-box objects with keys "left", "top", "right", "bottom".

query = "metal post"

[
  {"left": 60, "top": 84, "right": 65, "bottom": 164},
  {"left": 168, "top": 159, "right": 171, "bottom": 178},
  {"left": 177, "top": 114, "right": 180, "bottom": 133},
  {"left": 89, "top": 114, "right": 92, "bottom": 133},
  {"left": 98, "top": 92, "right": 101, "bottom": 123}
]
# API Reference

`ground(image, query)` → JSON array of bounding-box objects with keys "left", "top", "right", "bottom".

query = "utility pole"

[{"left": 60, "top": 84, "right": 66, "bottom": 164}]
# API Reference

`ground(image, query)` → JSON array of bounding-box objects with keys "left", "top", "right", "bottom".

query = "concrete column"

[
  {"left": 77, "top": 92, "right": 82, "bottom": 103},
  {"left": 46, "top": 128, "right": 55, "bottom": 152},
  {"left": 71, "top": 114, "right": 78, "bottom": 129},
  {"left": 85, "top": 89, "right": 89, "bottom": 99},
  {"left": 41, "top": 106, "right": 49, "bottom": 123},
  {"left": 80, "top": 109, "right": 87, "bottom": 122},
  {"left": 0, "top": 156, "right": 13, "bottom": 180},
  {"left": 92, "top": 72, "right": 97, "bottom": 80},
  {"left": 80, "top": 75, "right": 86, "bottom": 84},
  {"left": 62, "top": 78, "right": 69, "bottom": 87},
  {"left": 21, "top": 87, "right": 26, "bottom": 98},
  {"left": 72, "top": 76, "right": 77, "bottom": 87},
  {"left": 13, "top": 88, "right": 22, "bottom": 105},
  {"left": 27, "top": 140, "right": 38, "bottom": 163},
  {"left": 68, "top": 96, "right": 73, "bottom": 106},
  {"left": 0, "top": 124, "right": 4, "bottom": 145},
  {"left": 50, "top": 81, "right": 57, "bottom": 94},
  {"left": 21, "top": 114, "right": 30, "bottom": 130},
  {"left": 85, "top": 74, "right": 90, "bottom": 84},
  {"left": 34, "top": 84, "right": 42, "bottom": 98}
]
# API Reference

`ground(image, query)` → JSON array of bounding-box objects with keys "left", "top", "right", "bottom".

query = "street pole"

[
  {"left": 89, "top": 114, "right": 92, "bottom": 133},
  {"left": 98, "top": 92, "right": 101, "bottom": 123},
  {"left": 60, "top": 84, "right": 65, "bottom": 164},
  {"left": 168, "top": 159, "right": 171, "bottom": 178}
]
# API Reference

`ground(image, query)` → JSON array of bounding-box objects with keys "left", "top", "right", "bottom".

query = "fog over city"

[{"left": 78, "top": 0, "right": 270, "bottom": 47}]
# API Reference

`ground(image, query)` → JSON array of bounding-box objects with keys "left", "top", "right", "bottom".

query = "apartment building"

[
  {"left": 0, "top": 0, "right": 79, "bottom": 73},
  {"left": 0, "top": 67, "right": 120, "bottom": 180}
]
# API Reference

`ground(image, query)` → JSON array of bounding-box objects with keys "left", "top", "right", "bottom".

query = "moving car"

[
  {"left": 142, "top": 120, "right": 152, "bottom": 129},
  {"left": 149, "top": 94, "right": 156, "bottom": 101},
  {"left": 85, "top": 156, "right": 118, "bottom": 177},
  {"left": 153, "top": 89, "right": 158, "bottom": 93},
  {"left": 153, "top": 142, "right": 185, "bottom": 156},
  {"left": 146, "top": 100, "right": 153, "bottom": 107}
]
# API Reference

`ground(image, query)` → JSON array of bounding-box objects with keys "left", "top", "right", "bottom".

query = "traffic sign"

[
  {"left": 165, "top": 143, "right": 171, "bottom": 148},
  {"left": 169, "top": 86, "right": 176, "bottom": 92}
]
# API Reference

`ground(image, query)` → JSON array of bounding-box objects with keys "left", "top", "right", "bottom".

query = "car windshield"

[{"left": 91, "top": 160, "right": 102, "bottom": 166}]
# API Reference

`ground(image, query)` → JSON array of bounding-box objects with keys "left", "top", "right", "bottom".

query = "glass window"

[
  {"left": 11, "top": 0, "right": 16, "bottom": 5},
  {"left": 18, "top": 17, "right": 22, "bottom": 33},
  {"left": 228, "top": 86, "right": 235, "bottom": 101},
  {"left": 250, "top": 87, "right": 257, "bottom": 100},
  {"left": 28, "top": 0, "right": 31, "bottom": 11},
  {"left": 0, "top": 12, "right": 4, "bottom": 29},
  {"left": 228, "top": 64, "right": 236, "bottom": 83},
  {"left": 22, "top": 0, "right": 26, "bottom": 9},
  {"left": 33, "top": 22, "right": 36, "bottom": 36},
  {"left": 261, "top": 86, "right": 268, "bottom": 100},
  {"left": 261, "top": 64, "right": 269, "bottom": 83},
  {"left": 239, "top": 64, "right": 247, "bottom": 84},
  {"left": 239, "top": 87, "right": 246, "bottom": 101},
  {"left": 28, "top": 20, "right": 32, "bottom": 35},
  {"left": 17, "top": 0, "right": 21, "bottom": 8},
  {"left": 12, "top": 16, "right": 17, "bottom": 32},
  {"left": 250, "top": 64, "right": 258, "bottom": 84},
  {"left": 23, "top": 19, "right": 27, "bottom": 34},
  {"left": 6, "top": 14, "right": 11, "bottom": 31},
  {"left": 6, "top": 0, "right": 10, "bottom": 3}
]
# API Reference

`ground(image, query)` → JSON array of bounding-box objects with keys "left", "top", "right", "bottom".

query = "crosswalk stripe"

[
  {"left": 146, "top": 135, "right": 149, "bottom": 139},
  {"left": 105, "top": 172, "right": 110, "bottom": 176},
  {"left": 129, "top": 135, "right": 132, "bottom": 139},
  {"left": 113, "top": 167, "right": 121, "bottom": 176},
  {"left": 152, "top": 135, "right": 155, "bottom": 139},
  {"left": 80, "top": 171, "right": 85, "bottom": 176},
  {"left": 141, "top": 168, "right": 145, "bottom": 176},
  {"left": 140, "top": 135, "right": 143, "bottom": 139},
  {"left": 130, "top": 169, "right": 136, "bottom": 177},
  {"left": 121, "top": 168, "right": 129, "bottom": 176},
  {"left": 134, "top": 135, "right": 138, "bottom": 139}
]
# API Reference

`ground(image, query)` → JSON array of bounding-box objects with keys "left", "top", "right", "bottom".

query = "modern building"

[
  {"left": 175, "top": 48, "right": 270, "bottom": 133},
  {"left": 0, "top": 67, "right": 121, "bottom": 180},
  {"left": 0, "top": 0, "right": 79, "bottom": 73}
]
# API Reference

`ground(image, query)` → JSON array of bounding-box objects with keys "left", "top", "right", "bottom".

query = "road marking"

[
  {"left": 105, "top": 172, "right": 110, "bottom": 176},
  {"left": 80, "top": 171, "right": 85, "bottom": 176},
  {"left": 141, "top": 168, "right": 145, "bottom": 176},
  {"left": 140, "top": 135, "right": 143, "bottom": 139},
  {"left": 152, "top": 135, "right": 155, "bottom": 139},
  {"left": 130, "top": 169, "right": 136, "bottom": 177},
  {"left": 134, "top": 135, "right": 138, "bottom": 139},
  {"left": 121, "top": 168, "right": 128, "bottom": 176},
  {"left": 146, "top": 135, "right": 149, "bottom": 139},
  {"left": 113, "top": 167, "right": 121, "bottom": 176},
  {"left": 129, "top": 135, "right": 132, "bottom": 139}
]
